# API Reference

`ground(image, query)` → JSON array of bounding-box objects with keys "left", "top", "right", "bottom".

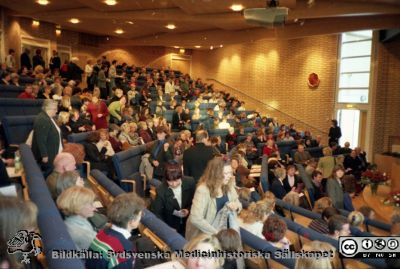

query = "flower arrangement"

[
  {"left": 383, "top": 191, "right": 400, "bottom": 208},
  {"left": 360, "top": 167, "right": 388, "bottom": 195}
]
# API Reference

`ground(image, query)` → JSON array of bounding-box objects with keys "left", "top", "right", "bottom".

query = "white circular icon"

[
  {"left": 388, "top": 239, "right": 399, "bottom": 250},
  {"left": 341, "top": 239, "right": 358, "bottom": 256},
  {"left": 362, "top": 239, "right": 373, "bottom": 250}
]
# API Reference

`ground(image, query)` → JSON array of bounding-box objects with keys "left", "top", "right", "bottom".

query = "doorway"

[
  {"left": 21, "top": 36, "right": 50, "bottom": 68},
  {"left": 337, "top": 109, "right": 364, "bottom": 148}
]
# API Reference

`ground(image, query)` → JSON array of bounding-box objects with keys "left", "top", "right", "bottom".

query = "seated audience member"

[
  {"left": 46, "top": 152, "right": 77, "bottom": 195},
  {"left": 210, "top": 136, "right": 225, "bottom": 155},
  {"left": 294, "top": 144, "right": 312, "bottom": 165},
  {"left": 326, "top": 166, "right": 346, "bottom": 209},
  {"left": 69, "top": 108, "right": 94, "bottom": 133},
  {"left": 173, "top": 138, "right": 185, "bottom": 164},
  {"left": 283, "top": 165, "right": 303, "bottom": 193},
  {"left": 309, "top": 206, "right": 339, "bottom": 234},
  {"left": 216, "top": 229, "right": 244, "bottom": 269},
  {"left": 149, "top": 126, "right": 174, "bottom": 181},
  {"left": 108, "top": 124, "right": 122, "bottom": 153},
  {"left": 263, "top": 139, "right": 280, "bottom": 158},
  {"left": 108, "top": 95, "right": 127, "bottom": 124},
  {"left": 138, "top": 121, "right": 153, "bottom": 144},
  {"left": 243, "top": 134, "right": 258, "bottom": 164},
  {"left": 295, "top": 241, "right": 335, "bottom": 269},
  {"left": 358, "top": 206, "right": 376, "bottom": 220},
  {"left": 305, "top": 158, "right": 318, "bottom": 177},
  {"left": 218, "top": 116, "right": 231, "bottom": 129},
  {"left": 86, "top": 193, "right": 145, "bottom": 269},
  {"left": 96, "top": 129, "right": 115, "bottom": 158},
  {"left": 282, "top": 191, "right": 300, "bottom": 207},
  {"left": 225, "top": 127, "right": 238, "bottom": 150},
  {"left": 0, "top": 196, "right": 38, "bottom": 268},
  {"left": 151, "top": 163, "right": 196, "bottom": 236},
  {"left": 37, "top": 85, "right": 52, "bottom": 99},
  {"left": 84, "top": 131, "right": 114, "bottom": 177},
  {"left": 146, "top": 118, "right": 157, "bottom": 140},
  {"left": 348, "top": 211, "right": 365, "bottom": 232},
  {"left": 192, "top": 108, "right": 201, "bottom": 121},
  {"left": 52, "top": 85, "right": 62, "bottom": 101},
  {"left": 56, "top": 186, "right": 97, "bottom": 250},
  {"left": 344, "top": 150, "right": 363, "bottom": 180},
  {"left": 328, "top": 215, "right": 351, "bottom": 240},
  {"left": 311, "top": 170, "right": 326, "bottom": 201},
  {"left": 48, "top": 170, "right": 84, "bottom": 200},
  {"left": 0, "top": 72, "right": 10, "bottom": 85},
  {"left": 172, "top": 105, "right": 188, "bottom": 130},
  {"left": 312, "top": 197, "right": 333, "bottom": 214},
  {"left": 17, "top": 84, "right": 35, "bottom": 99},
  {"left": 183, "top": 130, "right": 214, "bottom": 183},
  {"left": 119, "top": 122, "right": 141, "bottom": 150},
  {"left": 87, "top": 96, "right": 109, "bottom": 130},
  {"left": 186, "top": 157, "right": 241, "bottom": 240},
  {"left": 57, "top": 111, "right": 72, "bottom": 142},
  {"left": 59, "top": 96, "right": 72, "bottom": 112},
  {"left": 282, "top": 131, "right": 294, "bottom": 141},
  {"left": 317, "top": 147, "right": 335, "bottom": 179},
  {"left": 271, "top": 167, "right": 287, "bottom": 199},
  {"left": 179, "top": 234, "right": 225, "bottom": 269},
  {"left": 238, "top": 200, "right": 273, "bottom": 238},
  {"left": 262, "top": 215, "right": 291, "bottom": 250},
  {"left": 340, "top": 141, "right": 352, "bottom": 155}
]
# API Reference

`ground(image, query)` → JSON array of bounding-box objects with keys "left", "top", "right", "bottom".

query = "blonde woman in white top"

[{"left": 96, "top": 129, "right": 115, "bottom": 157}]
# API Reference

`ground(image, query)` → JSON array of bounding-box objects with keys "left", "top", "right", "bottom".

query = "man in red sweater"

[{"left": 18, "top": 84, "right": 35, "bottom": 99}]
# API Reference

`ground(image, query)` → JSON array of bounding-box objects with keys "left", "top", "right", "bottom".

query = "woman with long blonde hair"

[{"left": 186, "top": 156, "right": 242, "bottom": 240}]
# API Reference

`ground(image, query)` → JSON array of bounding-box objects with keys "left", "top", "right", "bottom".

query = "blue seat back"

[
  {"left": 2, "top": 115, "right": 36, "bottom": 145},
  {"left": 19, "top": 144, "right": 85, "bottom": 269},
  {"left": 260, "top": 155, "right": 269, "bottom": 192},
  {"left": 306, "top": 147, "right": 324, "bottom": 158},
  {"left": 0, "top": 98, "right": 43, "bottom": 120},
  {"left": 276, "top": 140, "right": 297, "bottom": 157},
  {"left": 163, "top": 110, "right": 174, "bottom": 123},
  {"left": 112, "top": 144, "right": 147, "bottom": 182},
  {"left": 0, "top": 85, "right": 25, "bottom": 98},
  {"left": 208, "top": 129, "right": 228, "bottom": 139},
  {"left": 67, "top": 132, "right": 94, "bottom": 144}
]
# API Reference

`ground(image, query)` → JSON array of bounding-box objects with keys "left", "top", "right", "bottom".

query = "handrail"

[{"left": 206, "top": 78, "right": 329, "bottom": 136}]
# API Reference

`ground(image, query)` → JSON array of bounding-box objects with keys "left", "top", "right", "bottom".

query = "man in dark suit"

[
  {"left": 20, "top": 48, "right": 32, "bottom": 70},
  {"left": 32, "top": 49, "right": 45, "bottom": 68},
  {"left": 311, "top": 170, "right": 325, "bottom": 201},
  {"left": 172, "top": 105, "right": 185, "bottom": 130},
  {"left": 183, "top": 130, "right": 214, "bottom": 182},
  {"left": 151, "top": 163, "right": 195, "bottom": 236},
  {"left": 31, "top": 100, "right": 62, "bottom": 175},
  {"left": 149, "top": 126, "right": 174, "bottom": 180},
  {"left": 49, "top": 50, "right": 61, "bottom": 73},
  {"left": 270, "top": 167, "right": 287, "bottom": 200}
]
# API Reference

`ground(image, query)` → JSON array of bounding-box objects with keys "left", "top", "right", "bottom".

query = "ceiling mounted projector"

[{"left": 243, "top": 0, "right": 289, "bottom": 27}]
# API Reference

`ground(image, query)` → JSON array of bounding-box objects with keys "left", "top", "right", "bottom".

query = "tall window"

[{"left": 338, "top": 30, "right": 372, "bottom": 103}]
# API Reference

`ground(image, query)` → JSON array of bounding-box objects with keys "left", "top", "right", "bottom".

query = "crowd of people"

[{"left": 0, "top": 51, "right": 399, "bottom": 269}]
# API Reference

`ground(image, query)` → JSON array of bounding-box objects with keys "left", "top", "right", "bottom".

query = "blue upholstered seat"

[{"left": 2, "top": 115, "right": 36, "bottom": 146}]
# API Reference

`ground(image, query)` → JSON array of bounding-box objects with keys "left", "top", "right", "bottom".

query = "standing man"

[
  {"left": 49, "top": 50, "right": 61, "bottom": 73},
  {"left": 32, "top": 49, "right": 45, "bottom": 68},
  {"left": 20, "top": 48, "right": 32, "bottom": 70},
  {"left": 5, "top": 49, "right": 16, "bottom": 69},
  {"left": 183, "top": 130, "right": 214, "bottom": 182}
]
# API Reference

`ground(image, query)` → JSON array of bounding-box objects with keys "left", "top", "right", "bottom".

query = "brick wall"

[
  {"left": 191, "top": 35, "right": 339, "bottom": 137},
  {"left": 371, "top": 38, "right": 400, "bottom": 155}
]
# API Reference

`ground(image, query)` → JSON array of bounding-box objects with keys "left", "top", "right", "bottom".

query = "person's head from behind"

[
  {"left": 216, "top": 229, "right": 241, "bottom": 259},
  {"left": 321, "top": 206, "right": 340, "bottom": 222},
  {"left": 344, "top": 142, "right": 350, "bottom": 148},
  {"left": 322, "top": 147, "right": 332, "bottom": 157},
  {"left": 57, "top": 186, "right": 96, "bottom": 218},
  {"left": 107, "top": 193, "right": 145, "bottom": 231},
  {"left": 359, "top": 206, "right": 375, "bottom": 220},
  {"left": 295, "top": 241, "right": 334, "bottom": 269},
  {"left": 54, "top": 170, "right": 84, "bottom": 199},
  {"left": 274, "top": 167, "right": 286, "bottom": 180},
  {"left": 348, "top": 211, "right": 365, "bottom": 227},
  {"left": 241, "top": 200, "right": 273, "bottom": 224},
  {"left": 262, "top": 215, "right": 287, "bottom": 243},
  {"left": 53, "top": 152, "right": 76, "bottom": 173},
  {"left": 196, "top": 130, "right": 209, "bottom": 144},
  {"left": 313, "top": 197, "right": 333, "bottom": 214},
  {"left": 86, "top": 131, "right": 100, "bottom": 143},
  {"left": 164, "top": 162, "right": 182, "bottom": 189},
  {"left": 183, "top": 233, "right": 224, "bottom": 269},
  {"left": 328, "top": 215, "right": 350, "bottom": 239},
  {"left": 283, "top": 192, "right": 300, "bottom": 207}
]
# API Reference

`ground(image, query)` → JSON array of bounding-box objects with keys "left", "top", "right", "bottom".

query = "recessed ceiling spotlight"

[
  {"left": 173, "top": 46, "right": 180, "bottom": 49},
  {"left": 210, "top": 46, "right": 214, "bottom": 50},
  {"left": 126, "top": 21, "right": 134, "bottom": 25},
  {"left": 220, "top": 44, "right": 223, "bottom": 48},
  {"left": 115, "top": 28, "right": 124, "bottom": 34},
  {"left": 106, "top": 37, "right": 110, "bottom": 41},
  {"left": 195, "top": 45, "right": 201, "bottom": 48},
  {"left": 36, "top": 0, "right": 49, "bottom": 5},
  {"left": 104, "top": 0, "right": 117, "bottom": 5},
  {"left": 179, "top": 48, "right": 185, "bottom": 54},
  {"left": 69, "top": 18, "right": 80, "bottom": 24},
  {"left": 32, "top": 20, "right": 40, "bottom": 26},
  {"left": 166, "top": 24, "right": 176, "bottom": 30},
  {"left": 230, "top": 4, "right": 244, "bottom": 12},
  {"left": 55, "top": 28, "right": 61, "bottom": 35}
]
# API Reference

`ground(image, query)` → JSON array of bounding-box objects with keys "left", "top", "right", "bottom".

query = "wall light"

[
  {"left": 36, "top": 0, "right": 50, "bottom": 5},
  {"left": 230, "top": 4, "right": 244, "bottom": 12},
  {"left": 220, "top": 44, "right": 223, "bottom": 48},
  {"left": 104, "top": 0, "right": 117, "bottom": 5},
  {"left": 115, "top": 29, "right": 124, "bottom": 34},
  {"left": 32, "top": 20, "right": 40, "bottom": 27},
  {"left": 126, "top": 21, "right": 134, "bottom": 25},
  {"left": 173, "top": 46, "right": 180, "bottom": 49},
  {"left": 210, "top": 46, "right": 214, "bottom": 50},
  {"left": 195, "top": 45, "right": 201, "bottom": 48},
  {"left": 55, "top": 29, "right": 61, "bottom": 36},
  {"left": 166, "top": 24, "right": 176, "bottom": 30},
  {"left": 179, "top": 48, "right": 185, "bottom": 54},
  {"left": 69, "top": 18, "right": 80, "bottom": 24}
]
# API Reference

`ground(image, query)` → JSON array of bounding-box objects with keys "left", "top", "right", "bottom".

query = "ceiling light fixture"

[
  {"left": 32, "top": 20, "right": 40, "bottom": 26},
  {"left": 115, "top": 29, "right": 124, "bottom": 34},
  {"left": 55, "top": 28, "right": 61, "bottom": 35},
  {"left": 210, "top": 46, "right": 214, "bottom": 50},
  {"left": 179, "top": 48, "right": 185, "bottom": 54},
  {"left": 69, "top": 18, "right": 80, "bottom": 24},
  {"left": 166, "top": 24, "right": 176, "bottom": 30},
  {"left": 195, "top": 45, "right": 201, "bottom": 48},
  {"left": 104, "top": 0, "right": 117, "bottom": 5},
  {"left": 126, "top": 21, "right": 134, "bottom": 25},
  {"left": 220, "top": 44, "right": 223, "bottom": 48},
  {"left": 173, "top": 46, "right": 180, "bottom": 49},
  {"left": 230, "top": 4, "right": 244, "bottom": 12},
  {"left": 36, "top": 0, "right": 50, "bottom": 5}
]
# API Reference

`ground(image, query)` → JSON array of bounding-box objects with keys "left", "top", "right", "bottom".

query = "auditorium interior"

[{"left": 0, "top": 0, "right": 400, "bottom": 269}]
